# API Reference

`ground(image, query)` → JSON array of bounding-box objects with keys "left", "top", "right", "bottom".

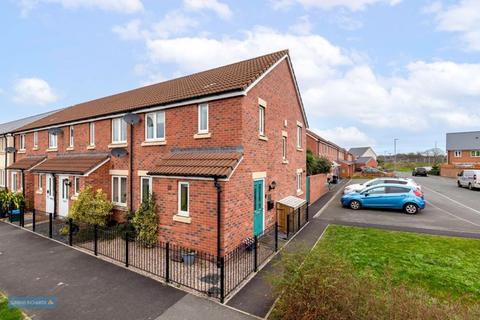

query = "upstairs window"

[
  {"left": 48, "top": 132, "right": 57, "bottom": 149},
  {"left": 33, "top": 131, "right": 38, "bottom": 148},
  {"left": 89, "top": 122, "right": 95, "bottom": 146},
  {"left": 296, "top": 125, "right": 302, "bottom": 149},
  {"left": 454, "top": 150, "right": 462, "bottom": 157},
  {"left": 198, "top": 103, "right": 209, "bottom": 134},
  {"left": 259, "top": 105, "right": 265, "bottom": 136},
  {"left": 146, "top": 111, "right": 165, "bottom": 141},
  {"left": 19, "top": 134, "right": 26, "bottom": 150},
  {"left": 112, "top": 118, "right": 127, "bottom": 144},
  {"left": 282, "top": 136, "right": 287, "bottom": 160},
  {"left": 69, "top": 126, "right": 74, "bottom": 148},
  {"left": 471, "top": 151, "right": 480, "bottom": 157}
]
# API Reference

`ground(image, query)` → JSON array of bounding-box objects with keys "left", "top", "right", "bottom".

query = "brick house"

[
  {"left": 441, "top": 131, "right": 480, "bottom": 177},
  {"left": 7, "top": 50, "right": 308, "bottom": 256},
  {"left": 349, "top": 147, "right": 378, "bottom": 170}
]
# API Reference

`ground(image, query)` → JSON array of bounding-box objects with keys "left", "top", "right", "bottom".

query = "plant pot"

[{"left": 182, "top": 252, "right": 196, "bottom": 266}]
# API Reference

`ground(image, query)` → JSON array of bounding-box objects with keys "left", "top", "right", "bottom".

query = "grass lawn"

[
  {"left": 0, "top": 293, "right": 24, "bottom": 320},
  {"left": 319, "top": 225, "right": 480, "bottom": 300}
]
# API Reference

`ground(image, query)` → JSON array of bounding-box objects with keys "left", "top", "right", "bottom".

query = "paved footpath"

[
  {"left": 226, "top": 181, "right": 346, "bottom": 318},
  {"left": 0, "top": 222, "right": 253, "bottom": 320}
]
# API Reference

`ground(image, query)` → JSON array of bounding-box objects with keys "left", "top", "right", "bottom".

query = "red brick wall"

[
  {"left": 308, "top": 173, "right": 328, "bottom": 203},
  {"left": 447, "top": 150, "right": 480, "bottom": 165},
  {"left": 306, "top": 134, "right": 318, "bottom": 155}
]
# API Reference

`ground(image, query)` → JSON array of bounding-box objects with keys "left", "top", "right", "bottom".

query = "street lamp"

[{"left": 394, "top": 138, "right": 399, "bottom": 173}]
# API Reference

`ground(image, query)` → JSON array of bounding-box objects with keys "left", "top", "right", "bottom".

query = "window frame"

[
  {"left": 296, "top": 125, "right": 302, "bottom": 149},
  {"left": 33, "top": 131, "right": 38, "bottom": 148},
  {"left": 89, "top": 122, "right": 95, "bottom": 146},
  {"left": 282, "top": 136, "right": 287, "bottom": 160},
  {"left": 140, "top": 176, "right": 153, "bottom": 203},
  {"left": 37, "top": 174, "right": 43, "bottom": 192},
  {"left": 198, "top": 103, "right": 209, "bottom": 134},
  {"left": 259, "top": 105, "right": 265, "bottom": 136},
  {"left": 296, "top": 172, "right": 302, "bottom": 193},
  {"left": 471, "top": 150, "right": 480, "bottom": 157},
  {"left": 69, "top": 126, "right": 74, "bottom": 148},
  {"left": 74, "top": 177, "right": 80, "bottom": 196},
  {"left": 11, "top": 172, "right": 18, "bottom": 192},
  {"left": 111, "top": 176, "right": 127, "bottom": 206},
  {"left": 0, "top": 169, "right": 4, "bottom": 187},
  {"left": 178, "top": 181, "right": 190, "bottom": 217},
  {"left": 19, "top": 134, "right": 26, "bottom": 150},
  {"left": 48, "top": 132, "right": 58, "bottom": 149},
  {"left": 111, "top": 118, "right": 127, "bottom": 144},
  {"left": 453, "top": 150, "right": 462, "bottom": 157},
  {"left": 145, "top": 111, "right": 166, "bottom": 141}
]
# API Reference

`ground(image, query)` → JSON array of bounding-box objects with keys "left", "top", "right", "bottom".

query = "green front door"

[{"left": 253, "top": 179, "right": 264, "bottom": 236}]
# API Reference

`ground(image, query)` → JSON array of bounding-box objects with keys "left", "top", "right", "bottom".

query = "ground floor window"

[
  {"left": 0, "top": 169, "right": 4, "bottom": 187},
  {"left": 37, "top": 174, "right": 43, "bottom": 192},
  {"left": 11, "top": 172, "right": 18, "bottom": 192},
  {"left": 296, "top": 171, "right": 302, "bottom": 193},
  {"left": 112, "top": 176, "right": 127, "bottom": 206},
  {"left": 178, "top": 182, "right": 189, "bottom": 217},
  {"left": 74, "top": 177, "right": 80, "bottom": 195},
  {"left": 140, "top": 176, "right": 152, "bottom": 203}
]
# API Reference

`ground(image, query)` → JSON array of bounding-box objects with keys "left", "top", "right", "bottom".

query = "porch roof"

[
  {"left": 148, "top": 149, "right": 243, "bottom": 179},
  {"left": 7, "top": 156, "right": 46, "bottom": 170},
  {"left": 277, "top": 196, "right": 307, "bottom": 210},
  {"left": 30, "top": 154, "right": 110, "bottom": 175}
]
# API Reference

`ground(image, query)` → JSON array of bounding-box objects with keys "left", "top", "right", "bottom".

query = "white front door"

[
  {"left": 58, "top": 175, "right": 69, "bottom": 217},
  {"left": 46, "top": 174, "right": 55, "bottom": 214}
]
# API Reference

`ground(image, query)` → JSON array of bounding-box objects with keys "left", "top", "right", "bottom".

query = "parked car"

[
  {"left": 457, "top": 170, "right": 480, "bottom": 190},
  {"left": 341, "top": 184, "right": 425, "bottom": 214},
  {"left": 412, "top": 167, "right": 428, "bottom": 177},
  {"left": 343, "top": 178, "right": 421, "bottom": 194},
  {"left": 362, "top": 167, "right": 383, "bottom": 174}
]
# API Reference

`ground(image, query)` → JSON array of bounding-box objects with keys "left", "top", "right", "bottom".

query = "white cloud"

[
  {"left": 312, "top": 126, "right": 376, "bottom": 148},
  {"left": 112, "top": 19, "right": 145, "bottom": 40},
  {"left": 19, "top": 0, "right": 143, "bottom": 15},
  {"left": 269, "top": 0, "right": 402, "bottom": 11},
  {"left": 13, "top": 78, "right": 58, "bottom": 106},
  {"left": 429, "top": 0, "right": 480, "bottom": 51},
  {"left": 289, "top": 15, "right": 313, "bottom": 35},
  {"left": 183, "top": 0, "right": 232, "bottom": 19}
]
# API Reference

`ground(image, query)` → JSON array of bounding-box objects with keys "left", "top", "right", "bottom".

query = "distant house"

[
  {"left": 442, "top": 131, "right": 480, "bottom": 177},
  {"left": 348, "top": 147, "right": 378, "bottom": 170}
]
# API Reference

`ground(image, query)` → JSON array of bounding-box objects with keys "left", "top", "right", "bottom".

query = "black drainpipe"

[
  {"left": 129, "top": 123, "right": 134, "bottom": 213},
  {"left": 2, "top": 135, "right": 7, "bottom": 191},
  {"left": 52, "top": 174, "right": 57, "bottom": 218},
  {"left": 214, "top": 177, "right": 222, "bottom": 259},
  {"left": 21, "top": 169, "right": 25, "bottom": 197}
]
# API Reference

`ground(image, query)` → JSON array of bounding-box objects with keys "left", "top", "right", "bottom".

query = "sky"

[{"left": 0, "top": 0, "right": 479, "bottom": 155}]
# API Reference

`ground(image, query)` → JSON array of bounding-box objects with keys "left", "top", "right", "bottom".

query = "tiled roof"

[
  {"left": 148, "top": 150, "right": 243, "bottom": 178},
  {"left": 0, "top": 110, "right": 60, "bottom": 135},
  {"left": 355, "top": 156, "right": 374, "bottom": 164},
  {"left": 30, "top": 154, "right": 110, "bottom": 175},
  {"left": 7, "top": 156, "right": 46, "bottom": 170},
  {"left": 348, "top": 147, "right": 371, "bottom": 157},
  {"left": 18, "top": 50, "right": 289, "bottom": 132}
]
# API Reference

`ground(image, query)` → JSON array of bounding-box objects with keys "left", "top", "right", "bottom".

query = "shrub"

[
  {"left": 69, "top": 186, "right": 113, "bottom": 226},
  {"left": 270, "top": 250, "right": 480, "bottom": 320},
  {"left": 131, "top": 193, "right": 158, "bottom": 247},
  {"left": 429, "top": 163, "right": 441, "bottom": 176},
  {"left": 307, "top": 150, "right": 333, "bottom": 175}
]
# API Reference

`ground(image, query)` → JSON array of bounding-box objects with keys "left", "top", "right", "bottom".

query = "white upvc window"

[
  {"left": 11, "top": 172, "right": 18, "bottom": 192},
  {"left": 140, "top": 176, "right": 152, "bottom": 203},
  {"left": 454, "top": 150, "right": 462, "bottom": 158},
  {"left": 296, "top": 125, "right": 302, "bottom": 149},
  {"left": 37, "top": 174, "right": 43, "bottom": 192},
  {"left": 145, "top": 111, "right": 165, "bottom": 141},
  {"left": 178, "top": 182, "right": 189, "bottom": 217},
  {"left": 48, "top": 132, "right": 57, "bottom": 149},
  {"left": 33, "top": 131, "right": 38, "bottom": 148},
  {"left": 282, "top": 136, "right": 287, "bottom": 160},
  {"left": 112, "top": 176, "right": 127, "bottom": 206},
  {"left": 471, "top": 150, "right": 480, "bottom": 157},
  {"left": 0, "top": 137, "right": 4, "bottom": 152},
  {"left": 198, "top": 103, "right": 209, "bottom": 134},
  {"left": 74, "top": 177, "right": 80, "bottom": 195},
  {"left": 0, "top": 169, "right": 4, "bottom": 187},
  {"left": 69, "top": 126, "right": 74, "bottom": 148},
  {"left": 89, "top": 122, "right": 95, "bottom": 146},
  {"left": 19, "top": 134, "right": 26, "bottom": 150},
  {"left": 296, "top": 171, "right": 302, "bottom": 193},
  {"left": 259, "top": 105, "right": 265, "bottom": 136},
  {"left": 112, "top": 118, "right": 127, "bottom": 144}
]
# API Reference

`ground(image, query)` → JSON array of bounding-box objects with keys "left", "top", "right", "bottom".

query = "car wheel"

[
  {"left": 404, "top": 203, "right": 419, "bottom": 214},
  {"left": 349, "top": 200, "right": 361, "bottom": 210},
  {"left": 469, "top": 183, "right": 473, "bottom": 190},
  {"left": 457, "top": 181, "right": 462, "bottom": 187}
]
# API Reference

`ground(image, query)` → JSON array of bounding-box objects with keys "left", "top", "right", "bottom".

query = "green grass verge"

[
  {"left": 0, "top": 293, "right": 24, "bottom": 320},
  {"left": 319, "top": 225, "right": 480, "bottom": 300}
]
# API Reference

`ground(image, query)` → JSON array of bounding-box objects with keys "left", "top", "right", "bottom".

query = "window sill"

[
  {"left": 141, "top": 140, "right": 166, "bottom": 147},
  {"left": 36, "top": 190, "right": 43, "bottom": 195},
  {"left": 258, "top": 135, "right": 268, "bottom": 141},
  {"left": 194, "top": 133, "right": 211, "bottom": 139},
  {"left": 173, "top": 214, "right": 191, "bottom": 224},
  {"left": 296, "top": 148, "right": 304, "bottom": 152},
  {"left": 46, "top": 148, "right": 58, "bottom": 152},
  {"left": 87, "top": 145, "right": 96, "bottom": 150},
  {"left": 282, "top": 159, "right": 289, "bottom": 164},
  {"left": 108, "top": 143, "right": 127, "bottom": 149},
  {"left": 66, "top": 147, "right": 74, "bottom": 151},
  {"left": 113, "top": 205, "right": 128, "bottom": 211},
  {"left": 71, "top": 195, "right": 78, "bottom": 201},
  {"left": 18, "top": 150, "right": 26, "bottom": 154},
  {"left": 296, "top": 190, "right": 304, "bottom": 196},
  {"left": 32, "top": 147, "right": 39, "bottom": 151}
]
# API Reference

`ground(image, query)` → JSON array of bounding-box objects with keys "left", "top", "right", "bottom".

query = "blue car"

[{"left": 341, "top": 183, "right": 425, "bottom": 214}]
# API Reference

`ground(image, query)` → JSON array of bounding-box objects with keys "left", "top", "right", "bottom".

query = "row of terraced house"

[{"left": 0, "top": 50, "right": 310, "bottom": 256}]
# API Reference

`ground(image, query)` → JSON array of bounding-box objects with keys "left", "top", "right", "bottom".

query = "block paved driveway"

[
  {"left": 319, "top": 175, "right": 480, "bottom": 236},
  {"left": 0, "top": 222, "right": 254, "bottom": 320}
]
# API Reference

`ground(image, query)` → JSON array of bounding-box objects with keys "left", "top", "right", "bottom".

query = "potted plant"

[{"left": 181, "top": 250, "right": 196, "bottom": 265}]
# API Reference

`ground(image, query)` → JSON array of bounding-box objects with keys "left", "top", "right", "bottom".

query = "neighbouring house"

[
  {"left": 7, "top": 50, "right": 308, "bottom": 256},
  {"left": 0, "top": 111, "right": 58, "bottom": 200},
  {"left": 349, "top": 146, "right": 378, "bottom": 170},
  {"left": 441, "top": 131, "right": 480, "bottom": 177},
  {"left": 339, "top": 149, "right": 355, "bottom": 178}
]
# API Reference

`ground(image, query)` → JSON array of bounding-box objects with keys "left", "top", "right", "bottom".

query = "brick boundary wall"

[
  {"left": 441, "top": 164, "right": 480, "bottom": 178},
  {"left": 308, "top": 173, "right": 328, "bottom": 204}
]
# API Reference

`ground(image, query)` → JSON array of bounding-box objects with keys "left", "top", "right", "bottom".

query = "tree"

[
  {"left": 316, "top": 157, "right": 332, "bottom": 174},
  {"left": 307, "top": 150, "right": 333, "bottom": 175},
  {"left": 131, "top": 193, "right": 158, "bottom": 247},
  {"left": 306, "top": 150, "right": 318, "bottom": 176},
  {"left": 69, "top": 186, "right": 113, "bottom": 226}
]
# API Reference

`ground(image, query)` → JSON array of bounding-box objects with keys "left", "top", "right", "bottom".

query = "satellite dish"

[
  {"left": 123, "top": 113, "right": 140, "bottom": 125},
  {"left": 5, "top": 146, "right": 16, "bottom": 153},
  {"left": 48, "top": 127, "right": 63, "bottom": 135},
  {"left": 111, "top": 148, "right": 128, "bottom": 158}
]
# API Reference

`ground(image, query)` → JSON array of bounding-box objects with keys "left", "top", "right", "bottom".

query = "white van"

[{"left": 457, "top": 170, "right": 480, "bottom": 190}]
